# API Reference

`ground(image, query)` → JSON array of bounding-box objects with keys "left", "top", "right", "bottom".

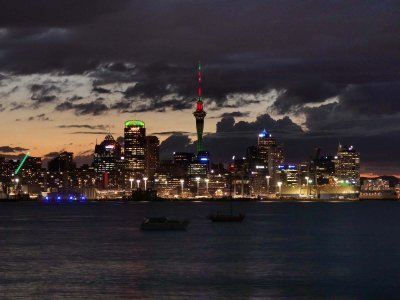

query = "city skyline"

[{"left": 1, "top": 1, "right": 400, "bottom": 176}]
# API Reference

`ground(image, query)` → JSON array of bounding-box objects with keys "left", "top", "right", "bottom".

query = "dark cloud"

[
  {"left": 0, "top": 0, "right": 131, "bottom": 28},
  {"left": 216, "top": 111, "right": 250, "bottom": 118},
  {"left": 92, "top": 86, "right": 111, "bottom": 94},
  {"left": 69, "top": 131, "right": 112, "bottom": 135},
  {"left": 9, "top": 103, "right": 26, "bottom": 111},
  {"left": 58, "top": 124, "right": 107, "bottom": 130},
  {"left": 27, "top": 113, "right": 52, "bottom": 121},
  {"left": 43, "top": 151, "right": 59, "bottom": 158},
  {"left": 67, "top": 95, "right": 83, "bottom": 102},
  {"left": 111, "top": 97, "right": 192, "bottom": 113},
  {"left": 151, "top": 131, "right": 191, "bottom": 136},
  {"left": 159, "top": 133, "right": 194, "bottom": 159},
  {"left": 0, "top": 146, "right": 29, "bottom": 153},
  {"left": 30, "top": 83, "right": 61, "bottom": 104},
  {"left": 0, "top": 85, "right": 19, "bottom": 98},
  {"left": 55, "top": 100, "right": 109, "bottom": 115},
  {"left": 216, "top": 114, "right": 303, "bottom": 135},
  {"left": 1, "top": 1, "right": 400, "bottom": 173}
]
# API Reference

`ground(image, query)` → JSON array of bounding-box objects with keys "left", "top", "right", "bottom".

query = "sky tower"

[{"left": 193, "top": 62, "right": 207, "bottom": 154}]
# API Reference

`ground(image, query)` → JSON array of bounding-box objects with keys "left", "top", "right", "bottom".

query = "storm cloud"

[{"left": 0, "top": 1, "right": 400, "bottom": 174}]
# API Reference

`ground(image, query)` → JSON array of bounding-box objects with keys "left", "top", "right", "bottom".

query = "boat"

[
  {"left": 140, "top": 217, "right": 189, "bottom": 231},
  {"left": 208, "top": 212, "right": 245, "bottom": 222}
]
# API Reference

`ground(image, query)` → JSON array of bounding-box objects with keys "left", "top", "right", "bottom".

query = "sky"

[{"left": 0, "top": 0, "right": 399, "bottom": 176}]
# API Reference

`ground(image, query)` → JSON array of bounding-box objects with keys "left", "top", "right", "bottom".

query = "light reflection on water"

[{"left": 1, "top": 201, "right": 400, "bottom": 299}]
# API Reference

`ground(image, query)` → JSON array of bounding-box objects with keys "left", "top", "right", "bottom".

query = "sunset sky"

[{"left": 0, "top": 1, "right": 399, "bottom": 176}]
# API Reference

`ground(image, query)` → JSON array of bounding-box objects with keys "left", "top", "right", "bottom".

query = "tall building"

[
  {"left": 47, "top": 152, "right": 75, "bottom": 192},
  {"left": 257, "top": 129, "right": 284, "bottom": 188},
  {"left": 124, "top": 120, "right": 146, "bottom": 178},
  {"left": 193, "top": 62, "right": 207, "bottom": 154},
  {"left": 48, "top": 152, "right": 75, "bottom": 172},
  {"left": 145, "top": 135, "right": 160, "bottom": 179},
  {"left": 93, "top": 134, "right": 122, "bottom": 188},
  {"left": 277, "top": 164, "right": 298, "bottom": 186},
  {"left": 173, "top": 152, "right": 195, "bottom": 168},
  {"left": 335, "top": 145, "right": 360, "bottom": 185},
  {"left": 310, "top": 156, "right": 335, "bottom": 185}
]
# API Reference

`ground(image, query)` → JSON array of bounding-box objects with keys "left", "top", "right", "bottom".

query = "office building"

[
  {"left": 93, "top": 134, "right": 122, "bottom": 188},
  {"left": 124, "top": 120, "right": 146, "bottom": 177},
  {"left": 145, "top": 135, "right": 160, "bottom": 179},
  {"left": 335, "top": 145, "right": 360, "bottom": 185}
]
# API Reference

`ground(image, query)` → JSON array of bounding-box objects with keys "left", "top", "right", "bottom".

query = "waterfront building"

[
  {"left": 257, "top": 129, "right": 284, "bottom": 191},
  {"left": 48, "top": 151, "right": 75, "bottom": 172},
  {"left": 310, "top": 156, "right": 335, "bottom": 185},
  {"left": 277, "top": 164, "right": 298, "bottom": 187},
  {"left": 124, "top": 120, "right": 146, "bottom": 178},
  {"left": 335, "top": 145, "right": 360, "bottom": 185},
  {"left": 16, "top": 156, "right": 46, "bottom": 196},
  {"left": 93, "top": 134, "right": 122, "bottom": 188},
  {"left": 174, "top": 152, "right": 195, "bottom": 170},
  {"left": 144, "top": 135, "right": 160, "bottom": 179}
]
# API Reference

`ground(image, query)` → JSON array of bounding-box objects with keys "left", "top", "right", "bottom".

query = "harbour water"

[{"left": 1, "top": 201, "right": 400, "bottom": 299}]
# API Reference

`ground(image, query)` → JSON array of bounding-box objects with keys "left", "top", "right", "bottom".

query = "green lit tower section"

[{"left": 193, "top": 62, "right": 207, "bottom": 154}]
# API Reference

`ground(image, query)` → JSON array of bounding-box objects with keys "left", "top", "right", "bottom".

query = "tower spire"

[
  {"left": 193, "top": 61, "right": 207, "bottom": 154},
  {"left": 196, "top": 61, "right": 204, "bottom": 111}
]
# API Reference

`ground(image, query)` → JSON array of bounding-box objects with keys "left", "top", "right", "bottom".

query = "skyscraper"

[
  {"left": 48, "top": 151, "right": 75, "bottom": 172},
  {"left": 257, "top": 129, "right": 284, "bottom": 189},
  {"left": 124, "top": 120, "right": 146, "bottom": 177},
  {"left": 145, "top": 135, "right": 159, "bottom": 179},
  {"left": 193, "top": 62, "right": 207, "bottom": 154},
  {"left": 335, "top": 144, "right": 360, "bottom": 185},
  {"left": 93, "top": 134, "right": 122, "bottom": 188}
]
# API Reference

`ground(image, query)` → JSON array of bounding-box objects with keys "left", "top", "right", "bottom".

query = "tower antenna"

[{"left": 193, "top": 61, "right": 207, "bottom": 154}]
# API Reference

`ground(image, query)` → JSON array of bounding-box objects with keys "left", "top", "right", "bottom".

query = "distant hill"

[{"left": 360, "top": 176, "right": 400, "bottom": 187}]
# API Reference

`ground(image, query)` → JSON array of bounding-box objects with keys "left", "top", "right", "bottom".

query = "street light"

[
  {"left": 129, "top": 178, "right": 134, "bottom": 189},
  {"left": 277, "top": 181, "right": 282, "bottom": 198},
  {"left": 266, "top": 175, "right": 271, "bottom": 195},
  {"left": 180, "top": 179, "right": 184, "bottom": 198},
  {"left": 305, "top": 176, "right": 309, "bottom": 197},
  {"left": 14, "top": 178, "right": 19, "bottom": 192},
  {"left": 143, "top": 177, "right": 148, "bottom": 190},
  {"left": 136, "top": 179, "right": 140, "bottom": 190},
  {"left": 195, "top": 177, "right": 201, "bottom": 197},
  {"left": 205, "top": 178, "right": 209, "bottom": 194}
]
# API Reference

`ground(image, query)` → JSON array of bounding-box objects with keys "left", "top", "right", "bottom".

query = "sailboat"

[{"left": 208, "top": 198, "right": 245, "bottom": 222}]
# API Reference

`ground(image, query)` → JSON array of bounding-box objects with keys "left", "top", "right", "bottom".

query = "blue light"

[
  {"left": 289, "top": 165, "right": 296, "bottom": 169},
  {"left": 258, "top": 129, "right": 268, "bottom": 138},
  {"left": 56, "top": 196, "right": 61, "bottom": 202},
  {"left": 200, "top": 157, "right": 208, "bottom": 161},
  {"left": 278, "top": 164, "right": 285, "bottom": 169}
]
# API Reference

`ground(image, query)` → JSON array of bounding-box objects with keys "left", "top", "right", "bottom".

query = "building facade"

[{"left": 124, "top": 120, "right": 146, "bottom": 178}]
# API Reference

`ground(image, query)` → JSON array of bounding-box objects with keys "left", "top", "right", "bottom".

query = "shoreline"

[{"left": 2, "top": 197, "right": 399, "bottom": 203}]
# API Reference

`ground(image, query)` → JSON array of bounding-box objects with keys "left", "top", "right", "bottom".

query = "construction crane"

[{"left": 15, "top": 152, "right": 30, "bottom": 175}]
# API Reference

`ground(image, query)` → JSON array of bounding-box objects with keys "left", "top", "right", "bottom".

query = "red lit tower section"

[{"left": 193, "top": 62, "right": 207, "bottom": 154}]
